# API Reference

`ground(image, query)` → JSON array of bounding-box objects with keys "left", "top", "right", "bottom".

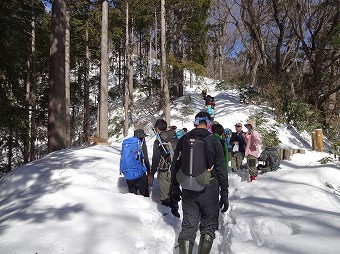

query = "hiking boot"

[
  {"left": 198, "top": 234, "right": 214, "bottom": 254},
  {"left": 250, "top": 175, "right": 256, "bottom": 182},
  {"left": 178, "top": 240, "right": 193, "bottom": 254}
]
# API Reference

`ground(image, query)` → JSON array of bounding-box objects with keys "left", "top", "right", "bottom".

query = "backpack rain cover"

[{"left": 120, "top": 137, "right": 147, "bottom": 180}]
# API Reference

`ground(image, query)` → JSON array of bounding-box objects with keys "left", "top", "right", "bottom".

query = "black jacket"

[
  {"left": 141, "top": 141, "right": 151, "bottom": 173},
  {"left": 230, "top": 131, "right": 246, "bottom": 153},
  {"left": 171, "top": 127, "right": 229, "bottom": 194}
]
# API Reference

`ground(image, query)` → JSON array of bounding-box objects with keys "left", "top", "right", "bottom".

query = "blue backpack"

[
  {"left": 120, "top": 137, "right": 147, "bottom": 180},
  {"left": 176, "top": 129, "right": 184, "bottom": 139},
  {"left": 224, "top": 128, "right": 232, "bottom": 149}
]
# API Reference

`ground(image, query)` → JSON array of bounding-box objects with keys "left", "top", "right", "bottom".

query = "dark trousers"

[
  {"left": 126, "top": 174, "right": 149, "bottom": 197},
  {"left": 178, "top": 179, "right": 219, "bottom": 244}
]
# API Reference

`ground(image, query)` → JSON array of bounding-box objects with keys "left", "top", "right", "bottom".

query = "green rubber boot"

[
  {"left": 198, "top": 234, "right": 214, "bottom": 254},
  {"left": 178, "top": 239, "right": 193, "bottom": 254}
]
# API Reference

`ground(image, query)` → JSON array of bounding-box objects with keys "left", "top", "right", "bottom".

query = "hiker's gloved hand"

[
  {"left": 147, "top": 174, "right": 154, "bottom": 187},
  {"left": 171, "top": 184, "right": 182, "bottom": 202},
  {"left": 219, "top": 190, "right": 229, "bottom": 213}
]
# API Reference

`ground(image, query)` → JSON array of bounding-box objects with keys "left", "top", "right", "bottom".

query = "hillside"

[{"left": 1, "top": 80, "right": 340, "bottom": 254}]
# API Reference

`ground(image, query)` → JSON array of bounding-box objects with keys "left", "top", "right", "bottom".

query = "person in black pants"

[
  {"left": 171, "top": 112, "right": 229, "bottom": 254},
  {"left": 125, "top": 129, "right": 151, "bottom": 197}
]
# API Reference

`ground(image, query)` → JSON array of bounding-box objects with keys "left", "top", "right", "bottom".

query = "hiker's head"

[
  {"left": 194, "top": 112, "right": 211, "bottom": 128},
  {"left": 134, "top": 129, "right": 148, "bottom": 139},
  {"left": 154, "top": 119, "right": 167, "bottom": 133},
  {"left": 212, "top": 123, "right": 224, "bottom": 136},
  {"left": 234, "top": 122, "right": 242, "bottom": 131},
  {"left": 170, "top": 125, "right": 177, "bottom": 131},
  {"left": 244, "top": 119, "right": 255, "bottom": 131}
]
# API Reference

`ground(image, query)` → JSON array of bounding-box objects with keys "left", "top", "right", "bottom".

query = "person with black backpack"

[
  {"left": 120, "top": 129, "right": 151, "bottom": 197},
  {"left": 171, "top": 112, "right": 229, "bottom": 254},
  {"left": 150, "top": 119, "right": 180, "bottom": 217},
  {"left": 212, "top": 123, "right": 229, "bottom": 172}
]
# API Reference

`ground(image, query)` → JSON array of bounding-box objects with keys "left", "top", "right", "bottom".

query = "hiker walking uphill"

[
  {"left": 244, "top": 120, "right": 262, "bottom": 182},
  {"left": 212, "top": 123, "right": 229, "bottom": 172},
  {"left": 171, "top": 112, "right": 229, "bottom": 254},
  {"left": 230, "top": 123, "right": 247, "bottom": 172},
  {"left": 150, "top": 119, "right": 180, "bottom": 217},
  {"left": 120, "top": 129, "right": 151, "bottom": 197}
]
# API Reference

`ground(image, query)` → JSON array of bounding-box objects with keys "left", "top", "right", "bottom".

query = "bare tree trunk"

[
  {"left": 155, "top": 8, "right": 158, "bottom": 63},
  {"left": 148, "top": 27, "right": 152, "bottom": 96},
  {"left": 65, "top": 3, "right": 70, "bottom": 146},
  {"left": 48, "top": 0, "right": 67, "bottom": 153},
  {"left": 161, "top": 0, "right": 170, "bottom": 124},
  {"left": 24, "top": 58, "right": 30, "bottom": 163},
  {"left": 190, "top": 71, "right": 193, "bottom": 88},
  {"left": 218, "top": 0, "right": 223, "bottom": 81},
  {"left": 219, "top": 41, "right": 223, "bottom": 80},
  {"left": 83, "top": 18, "right": 90, "bottom": 143},
  {"left": 128, "top": 27, "right": 134, "bottom": 120},
  {"left": 30, "top": 16, "right": 37, "bottom": 161},
  {"left": 148, "top": 27, "right": 152, "bottom": 78},
  {"left": 7, "top": 124, "right": 13, "bottom": 172},
  {"left": 249, "top": 41, "right": 260, "bottom": 86},
  {"left": 124, "top": 1, "right": 130, "bottom": 136},
  {"left": 118, "top": 46, "right": 122, "bottom": 89},
  {"left": 97, "top": 0, "right": 109, "bottom": 141}
]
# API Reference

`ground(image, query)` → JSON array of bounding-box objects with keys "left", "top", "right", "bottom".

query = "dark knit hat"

[{"left": 134, "top": 129, "right": 147, "bottom": 138}]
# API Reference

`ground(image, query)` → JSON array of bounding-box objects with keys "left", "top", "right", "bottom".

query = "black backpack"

[
  {"left": 176, "top": 134, "right": 212, "bottom": 191},
  {"left": 258, "top": 147, "right": 280, "bottom": 172},
  {"left": 266, "top": 147, "right": 280, "bottom": 171}
]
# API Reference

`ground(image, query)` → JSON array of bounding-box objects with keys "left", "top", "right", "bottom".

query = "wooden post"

[
  {"left": 279, "top": 148, "right": 284, "bottom": 160},
  {"left": 298, "top": 149, "right": 306, "bottom": 154},
  {"left": 283, "top": 149, "right": 291, "bottom": 160},
  {"left": 311, "top": 131, "right": 316, "bottom": 150},
  {"left": 315, "top": 129, "right": 323, "bottom": 152}
]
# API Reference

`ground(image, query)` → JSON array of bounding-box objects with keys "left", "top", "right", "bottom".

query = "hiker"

[
  {"left": 176, "top": 128, "right": 188, "bottom": 140},
  {"left": 230, "top": 123, "right": 247, "bottom": 172},
  {"left": 120, "top": 129, "right": 151, "bottom": 197},
  {"left": 244, "top": 120, "right": 262, "bottom": 181},
  {"left": 202, "top": 89, "right": 207, "bottom": 101},
  {"left": 150, "top": 119, "right": 180, "bottom": 217},
  {"left": 204, "top": 95, "right": 215, "bottom": 109},
  {"left": 206, "top": 104, "right": 215, "bottom": 121},
  {"left": 170, "top": 125, "right": 178, "bottom": 132},
  {"left": 171, "top": 111, "right": 229, "bottom": 254},
  {"left": 224, "top": 128, "right": 233, "bottom": 167},
  {"left": 212, "top": 124, "right": 229, "bottom": 172}
]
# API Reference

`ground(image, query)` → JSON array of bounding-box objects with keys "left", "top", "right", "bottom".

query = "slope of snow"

[{"left": 1, "top": 80, "right": 340, "bottom": 254}]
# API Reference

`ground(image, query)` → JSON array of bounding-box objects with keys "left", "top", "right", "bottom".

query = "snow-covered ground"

[{"left": 1, "top": 80, "right": 340, "bottom": 254}]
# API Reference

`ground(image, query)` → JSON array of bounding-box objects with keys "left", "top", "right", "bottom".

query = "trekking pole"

[{"left": 152, "top": 128, "right": 170, "bottom": 156}]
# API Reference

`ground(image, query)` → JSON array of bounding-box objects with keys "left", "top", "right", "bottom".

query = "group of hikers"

[{"left": 118, "top": 106, "right": 283, "bottom": 254}]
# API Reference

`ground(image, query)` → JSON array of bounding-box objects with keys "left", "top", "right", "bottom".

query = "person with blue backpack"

[{"left": 120, "top": 129, "right": 151, "bottom": 197}]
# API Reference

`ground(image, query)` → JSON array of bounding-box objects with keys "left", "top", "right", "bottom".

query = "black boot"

[
  {"left": 178, "top": 240, "right": 193, "bottom": 254},
  {"left": 198, "top": 234, "right": 214, "bottom": 254}
]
